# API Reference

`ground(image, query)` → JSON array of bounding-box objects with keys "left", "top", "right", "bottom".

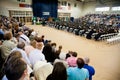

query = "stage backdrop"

[{"left": 32, "top": 0, "right": 58, "bottom": 18}]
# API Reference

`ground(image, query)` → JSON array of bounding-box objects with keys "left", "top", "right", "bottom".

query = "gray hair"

[{"left": 84, "top": 57, "right": 90, "bottom": 64}]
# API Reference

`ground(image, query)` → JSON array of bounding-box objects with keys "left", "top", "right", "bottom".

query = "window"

[
  {"left": 112, "top": 6, "right": 120, "bottom": 11},
  {"left": 95, "top": 7, "right": 110, "bottom": 11},
  {"left": 17, "top": 0, "right": 25, "bottom": 2}
]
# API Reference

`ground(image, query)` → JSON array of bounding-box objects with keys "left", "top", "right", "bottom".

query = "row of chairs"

[
  {"left": 99, "top": 33, "right": 118, "bottom": 41},
  {"left": 47, "top": 23, "right": 119, "bottom": 42},
  {"left": 107, "top": 34, "right": 120, "bottom": 44}
]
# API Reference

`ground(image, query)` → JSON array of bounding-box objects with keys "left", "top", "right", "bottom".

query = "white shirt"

[
  {"left": 19, "top": 34, "right": 30, "bottom": 46},
  {"left": 33, "top": 61, "right": 53, "bottom": 80},
  {"left": 29, "top": 49, "right": 46, "bottom": 67},
  {"left": 12, "top": 47, "right": 31, "bottom": 65}
]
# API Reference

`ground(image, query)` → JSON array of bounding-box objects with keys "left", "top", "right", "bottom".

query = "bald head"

[{"left": 84, "top": 57, "right": 90, "bottom": 64}]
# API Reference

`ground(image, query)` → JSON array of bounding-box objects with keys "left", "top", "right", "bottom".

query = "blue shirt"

[
  {"left": 84, "top": 64, "right": 95, "bottom": 80},
  {"left": 67, "top": 67, "right": 89, "bottom": 80},
  {"left": 0, "top": 29, "right": 4, "bottom": 34}
]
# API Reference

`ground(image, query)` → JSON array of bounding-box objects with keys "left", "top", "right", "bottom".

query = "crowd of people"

[
  {"left": 48, "top": 14, "right": 120, "bottom": 40},
  {"left": 0, "top": 15, "right": 95, "bottom": 80}
]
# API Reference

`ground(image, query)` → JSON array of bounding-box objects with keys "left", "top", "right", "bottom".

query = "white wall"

[
  {"left": 0, "top": 0, "right": 32, "bottom": 17},
  {"left": 82, "top": 1, "right": 97, "bottom": 15},
  {"left": 0, "top": 0, "right": 83, "bottom": 18},
  {"left": 58, "top": 0, "right": 83, "bottom": 18},
  {"left": 0, "top": 0, "right": 119, "bottom": 18}
]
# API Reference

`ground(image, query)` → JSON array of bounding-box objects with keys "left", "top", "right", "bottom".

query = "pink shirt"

[{"left": 66, "top": 56, "right": 77, "bottom": 67}]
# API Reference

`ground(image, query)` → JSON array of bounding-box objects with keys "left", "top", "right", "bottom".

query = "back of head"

[
  {"left": 14, "top": 33, "right": 20, "bottom": 38},
  {"left": 33, "top": 61, "right": 53, "bottom": 80},
  {"left": 35, "top": 36, "right": 42, "bottom": 42},
  {"left": 4, "top": 31, "right": 12, "bottom": 40},
  {"left": 5, "top": 57, "right": 27, "bottom": 80},
  {"left": 6, "top": 51, "right": 22, "bottom": 62},
  {"left": 52, "top": 62, "right": 67, "bottom": 80},
  {"left": 41, "top": 35, "right": 45, "bottom": 38},
  {"left": 30, "top": 40, "right": 37, "bottom": 48},
  {"left": 72, "top": 52, "right": 77, "bottom": 57},
  {"left": 59, "top": 52, "right": 66, "bottom": 60},
  {"left": 65, "top": 53, "right": 71, "bottom": 59},
  {"left": 36, "top": 42, "right": 43, "bottom": 50},
  {"left": 17, "top": 42, "right": 25, "bottom": 49},
  {"left": 58, "top": 45, "right": 62, "bottom": 50},
  {"left": 51, "top": 43, "right": 56, "bottom": 47},
  {"left": 77, "top": 58, "right": 85, "bottom": 69},
  {"left": 84, "top": 57, "right": 90, "bottom": 64},
  {"left": 18, "top": 28, "right": 24, "bottom": 35}
]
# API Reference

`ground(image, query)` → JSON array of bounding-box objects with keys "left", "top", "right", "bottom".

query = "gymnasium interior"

[{"left": 0, "top": 0, "right": 120, "bottom": 80}]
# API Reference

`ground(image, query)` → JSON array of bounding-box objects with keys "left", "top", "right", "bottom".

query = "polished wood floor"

[{"left": 28, "top": 25, "right": 120, "bottom": 80}]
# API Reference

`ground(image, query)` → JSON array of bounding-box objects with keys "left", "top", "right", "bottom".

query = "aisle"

[{"left": 28, "top": 25, "right": 120, "bottom": 80}]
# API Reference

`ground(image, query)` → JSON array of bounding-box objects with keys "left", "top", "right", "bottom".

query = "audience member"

[
  {"left": 11, "top": 33, "right": 20, "bottom": 44},
  {"left": 66, "top": 52, "right": 77, "bottom": 67},
  {"left": 29, "top": 42, "right": 46, "bottom": 67},
  {"left": 18, "top": 28, "right": 30, "bottom": 46},
  {"left": 12, "top": 42, "right": 31, "bottom": 66},
  {"left": 2, "top": 51, "right": 28, "bottom": 80},
  {"left": 41, "top": 35, "right": 45, "bottom": 44},
  {"left": 33, "top": 61, "right": 53, "bottom": 80},
  {"left": 25, "top": 40, "right": 37, "bottom": 57},
  {"left": 84, "top": 57, "right": 95, "bottom": 80},
  {"left": 4, "top": 57, "right": 28, "bottom": 80},
  {"left": 42, "top": 44, "right": 56, "bottom": 63},
  {"left": 46, "top": 62, "right": 67, "bottom": 80},
  {"left": 51, "top": 42, "right": 57, "bottom": 53},
  {"left": 1, "top": 31, "right": 16, "bottom": 61},
  {"left": 55, "top": 45, "right": 62, "bottom": 59}
]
